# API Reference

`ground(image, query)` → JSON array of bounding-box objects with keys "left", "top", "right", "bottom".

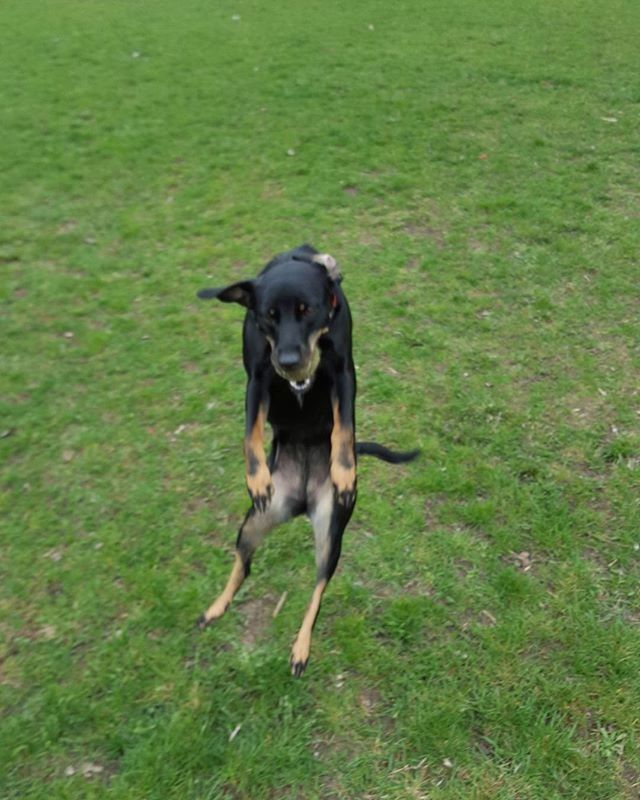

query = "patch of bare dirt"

[
  {"left": 621, "top": 761, "right": 640, "bottom": 798},
  {"left": 61, "top": 757, "right": 119, "bottom": 783},
  {"left": 181, "top": 361, "right": 200, "bottom": 373},
  {"left": 582, "top": 547, "right": 613, "bottom": 576},
  {"left": 0, "top": 658, "right": 22, "bottom": 689},
  {"left": 454, "top": 559, "right": 475, "bottom": 579},
  {"left": 502, "top": 551, "right": 534, "bottom": 573},
  {"left": 238, "top": 594, "right": 277, "bottom": 648},
  {"left": 404, "top": 224, "right": 446, "bottom": 249},
  {"left": 459, "top": 609, "right": 497, "bottom": 631},
  {"left": 358, "top": 685, "right": 382, "bottom": 716},
  {"left": 358, "top": 230, "right": 380, "bottom": 247},
  {"left": 424, "top": 495, "right": 447, "bottom": 529},
  {"left": 402, "top": 577, "right": 436, "bottom": 598}
]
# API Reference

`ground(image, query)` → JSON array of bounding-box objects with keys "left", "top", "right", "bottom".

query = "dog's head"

[{"left": 198, "top": 252, "right": 341, "bottom": 385}]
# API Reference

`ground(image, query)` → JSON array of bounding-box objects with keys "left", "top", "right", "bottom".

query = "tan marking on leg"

[
  {"left": 201, "top": 552, "right": 245, "bottom": 624},
  {"left": 244, "top": 404, "right": 272, "bottom": 507},
  {"left": 290, "top": 579, "right": 327, "bottom": 677},
  {"left": 330, "top": 399, "right": 356, "bottom": 502}
]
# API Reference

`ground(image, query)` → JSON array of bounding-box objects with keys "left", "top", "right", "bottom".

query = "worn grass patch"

[{"left": 2, "top": 0, "right": 639, "bottom": 798}]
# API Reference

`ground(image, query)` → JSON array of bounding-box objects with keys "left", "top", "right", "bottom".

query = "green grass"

[{"left": 2, "top": 0, "right": 640, "bottom": 797}]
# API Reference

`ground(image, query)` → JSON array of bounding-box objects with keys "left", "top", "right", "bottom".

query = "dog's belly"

[{"left": 268, "top": 437, "right": 332, "bottom": 515}]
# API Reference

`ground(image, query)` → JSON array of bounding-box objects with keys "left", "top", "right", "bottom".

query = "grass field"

[{"left": 2, "top": 0, "right": 639, "bottom": 797}]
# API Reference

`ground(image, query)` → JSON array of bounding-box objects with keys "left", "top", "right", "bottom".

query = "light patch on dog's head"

[{"left": 312, "top": 253, "right": 341, "bottom": 283}]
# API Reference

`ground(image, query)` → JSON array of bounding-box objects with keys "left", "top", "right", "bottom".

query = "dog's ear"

[
  {"left": 312, "top": 253, "right": 342, "bottom": 283},
  {"left": 197, "top": 280, "right": 255, "bottom": 308}
]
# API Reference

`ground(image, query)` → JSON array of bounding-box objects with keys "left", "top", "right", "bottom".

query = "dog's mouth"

[{"left": 289, "top": 377, "right": 313, "bottom": 393}]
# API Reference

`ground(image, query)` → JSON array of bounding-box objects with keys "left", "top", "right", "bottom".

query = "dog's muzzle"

[{"left": 272, "top": 346, "right": 320, "bottom": 385}]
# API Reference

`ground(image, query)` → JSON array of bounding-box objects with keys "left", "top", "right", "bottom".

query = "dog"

[{"left": 197, "top": 244, "right": 418, "bottom": 676}]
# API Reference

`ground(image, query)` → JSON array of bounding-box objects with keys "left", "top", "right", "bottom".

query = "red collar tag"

[{"left": 330, "top": 291, "right": 338, "bottom": 309}]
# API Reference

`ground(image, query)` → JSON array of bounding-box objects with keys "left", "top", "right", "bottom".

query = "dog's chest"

[{"left": 267, "top": 373, "right": 332, "bottom": 433}]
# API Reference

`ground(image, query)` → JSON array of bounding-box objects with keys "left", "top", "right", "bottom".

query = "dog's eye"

[
  {"left": 268, "top": 308, "right": 277, "bottom": 318},
  {"left": 298, "top": 303, "right": 311, "bottom": 316}
]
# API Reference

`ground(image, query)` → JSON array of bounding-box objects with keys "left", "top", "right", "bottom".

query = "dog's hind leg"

[
  {"left": 290, "top": 477, "right": 354, "bottom": 676},
  {"left": 197, "top": 463, "right": 299, "bottom": 628}
]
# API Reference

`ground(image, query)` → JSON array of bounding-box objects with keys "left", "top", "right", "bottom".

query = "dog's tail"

[{"left": 356, "top": 442, "right": 420, "bottom": 464}]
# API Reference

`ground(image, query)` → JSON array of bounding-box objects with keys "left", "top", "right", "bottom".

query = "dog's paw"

[
  {"left": 339, "top": 488, "right": 356, "bottom": 507},
  {"left": 330, "top": 461, "right": 357, "bottom": 507},
  {"left": 196, "top": 613, "right": 206, "bottom": 629},
  {"left": 196, "top": 613, "right": 211, "bottom": 630},
  {"left": 246, "top": 464, "right": 274, "bottom": 512},
  {"left": 196, "top": 597, "right": 230, "bottom": 629},
  {"left": 290, "top": 638, "right": 310, "bottom": 678}
]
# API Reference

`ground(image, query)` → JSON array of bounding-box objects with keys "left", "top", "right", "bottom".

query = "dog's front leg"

[
  {"left": 330, "top": 370, "right": 357, "bottom": 507},
  {"left": 244, "top": 375, "right": 273, "bottom": 512}
]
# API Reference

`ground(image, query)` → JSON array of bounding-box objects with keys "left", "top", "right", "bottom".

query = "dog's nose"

[{"left": 277, "top": 348, "right": 301, "bottom": 369}]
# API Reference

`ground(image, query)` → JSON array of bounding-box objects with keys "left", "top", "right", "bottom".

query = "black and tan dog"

[{"left": 197, "top": 244, "right": 417, "bottom": 676}]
